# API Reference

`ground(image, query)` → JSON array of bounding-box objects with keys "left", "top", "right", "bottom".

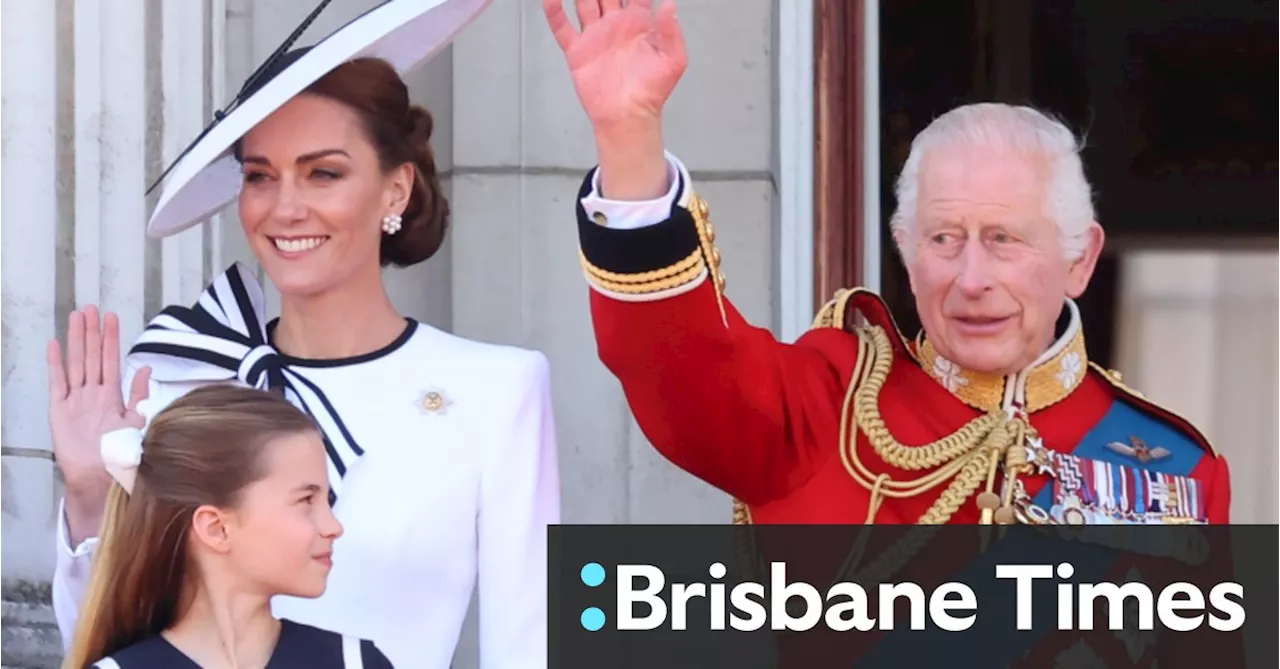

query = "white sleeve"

[
  {"left": 578, "top": 151, "right": 686, "bottom": 230},
  {"left": 52, "top": 497, "right": 98, "bottom": 649},
  {"left": 477, "top": 352, "right": 561, "bottom": 669},
  {"left": 51, "top": 363, "right": 195, "bottom": 647}
]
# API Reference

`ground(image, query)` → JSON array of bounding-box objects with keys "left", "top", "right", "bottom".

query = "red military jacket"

[
  {"left": 574, "top": 164, "right": 1238, "bottom": 668},
  {"left": 574, "top": 166, "right": 1231, "bottom": 529}
]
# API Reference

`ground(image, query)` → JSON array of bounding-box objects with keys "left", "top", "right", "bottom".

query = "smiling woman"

[
  {"left": 47, "top": 2, "right": 560, "bottom": 668},
  {"left": 233, "top": 57, "right": 449, "bottom": 302}
]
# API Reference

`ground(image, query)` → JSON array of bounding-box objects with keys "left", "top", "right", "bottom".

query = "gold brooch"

[{"left": 418, "top": 388, "right": 452, "bottom": 415}]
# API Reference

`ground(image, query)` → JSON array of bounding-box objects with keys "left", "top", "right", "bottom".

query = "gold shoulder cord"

[
  {"left": 730, "top": 323, "right": 1194, "bottom": 587},
  {"left": 840, "top": 325, "right": 1034, "bottom": 525},
  {"left": 823, "top": 325, "right": 1038, "bottom": 585},
  {"left": 730, "top": 303, "right": 1032, "bottom": 589}
]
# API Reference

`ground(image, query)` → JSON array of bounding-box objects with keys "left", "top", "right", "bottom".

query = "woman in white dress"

[{"left": 47, "top": 2, "right": 560, "bottom": 667}]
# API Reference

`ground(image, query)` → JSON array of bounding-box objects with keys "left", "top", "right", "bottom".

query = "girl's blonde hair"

[{"left": 63, "top": 384, "right": 318, "bottom": 668}]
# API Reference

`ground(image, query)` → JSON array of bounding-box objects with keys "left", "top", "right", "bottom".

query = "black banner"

[{"left": 549, "top": 524, "right": 1277, "bottom": 668}]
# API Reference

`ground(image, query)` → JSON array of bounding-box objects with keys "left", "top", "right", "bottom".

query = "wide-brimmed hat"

[{"left": 146, "top": 0, "right": 491, "bottom": 239}]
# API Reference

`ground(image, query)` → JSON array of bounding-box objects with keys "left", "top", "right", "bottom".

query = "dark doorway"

[{"left": 870, "top": 0, "right": 1278, "bottom": 369}]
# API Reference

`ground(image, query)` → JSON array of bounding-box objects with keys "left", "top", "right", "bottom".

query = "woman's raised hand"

[{"left": 47, "top": 307, "right": 150, "bottom": 539}]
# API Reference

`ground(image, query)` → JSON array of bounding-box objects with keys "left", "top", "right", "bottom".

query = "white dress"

[{"left": 52, "top": 263, "right": 561, "bottom": 669}]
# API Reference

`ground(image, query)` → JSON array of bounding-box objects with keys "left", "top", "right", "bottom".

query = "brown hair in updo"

[{"left": 304, "top": 58, "right": 449, "bottom": 267}]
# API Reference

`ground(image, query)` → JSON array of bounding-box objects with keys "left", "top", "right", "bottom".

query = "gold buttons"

[
  {"left": 687, "top": 192, "right": 728, "bottom": 327},
  {"left": 592, "top": 211, "right": 608, "bottom": 226},
  {"left": 692, "top": 196, "right": 709, "bottom": 218}
]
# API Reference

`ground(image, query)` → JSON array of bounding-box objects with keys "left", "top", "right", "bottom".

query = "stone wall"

[{"left": 1, "top": 582, "right": 59, "bottom": 669}]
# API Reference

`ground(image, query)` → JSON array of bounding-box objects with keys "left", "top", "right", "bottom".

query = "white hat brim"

[{"left": 147, "top": 0, "right": 492, "bottom": 238}]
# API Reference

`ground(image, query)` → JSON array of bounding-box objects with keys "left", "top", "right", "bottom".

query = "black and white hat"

[{"left": 146, "top": 0, "right": 491, "bottom": 239}]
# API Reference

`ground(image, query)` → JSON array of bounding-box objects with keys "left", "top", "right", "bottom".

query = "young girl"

[{"left": 63, "top": 384, "right": 392, "bottom": 668}]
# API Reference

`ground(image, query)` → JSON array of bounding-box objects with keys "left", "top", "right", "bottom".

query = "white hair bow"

[{"left": 99, "top": 398, "right": 160, "bottom": 495}]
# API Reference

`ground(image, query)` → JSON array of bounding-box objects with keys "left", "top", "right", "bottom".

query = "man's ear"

[
  {"left": 190, "top": 505, "right": 234, "bottom": 555},
  {"left": 1065, "top": 222, "right": 1105, "bottom": 299}
]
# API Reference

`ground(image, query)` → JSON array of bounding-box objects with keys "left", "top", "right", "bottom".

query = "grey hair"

[{"left": 889, "top": 103, "right": 1096, "bottom": 262}]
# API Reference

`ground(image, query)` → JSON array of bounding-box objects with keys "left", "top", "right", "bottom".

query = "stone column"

[
  {"left": 1, "top": 12, "right": 63, "bottom": 661},
  {"left": 2, "top": 0, "right": 62, "bottom": 591}
]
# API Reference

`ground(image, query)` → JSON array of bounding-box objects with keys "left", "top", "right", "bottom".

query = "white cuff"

[
  {"left": 580, "top": 151, "right": 685, "bottom": 230},
  {"left": 54, "top": 496, "right": 98, "bottom": 647},
  {"left": 57, "top": 497, "right": 99, "bottom": 558}
]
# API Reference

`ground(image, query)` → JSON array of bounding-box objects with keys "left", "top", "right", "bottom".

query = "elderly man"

[
  {"left": 545, "top": 5, "right": 1242, "bottom": 666},
  {"left": 545, "top": 0, "right": 1229, "bottom": 527}
]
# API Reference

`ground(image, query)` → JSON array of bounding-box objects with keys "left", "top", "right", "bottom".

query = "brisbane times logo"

[{"left": 574, "top": 561, "right": 1246, "bottom": 633}]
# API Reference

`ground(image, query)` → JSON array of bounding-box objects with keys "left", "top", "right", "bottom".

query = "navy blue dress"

[{"left": 90, "top": 618, "right": 393, "bottom": 668}]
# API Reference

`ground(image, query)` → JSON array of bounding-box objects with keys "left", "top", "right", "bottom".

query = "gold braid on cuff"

[
  {"left": 578, "top": 192, "right": 730, "bottom": 327},
  {"left": 579, "top": 247, "right": 704, "bottom": 294}
]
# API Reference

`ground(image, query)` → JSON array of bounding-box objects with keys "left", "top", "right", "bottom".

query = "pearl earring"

[{"left": 381, "top": 213, "right": 402, "bottom": 235}]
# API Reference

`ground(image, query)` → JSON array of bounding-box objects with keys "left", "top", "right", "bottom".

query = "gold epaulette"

[
  {"left": 809, "top": 288, "right": 919, "bottom": 360},
  {"left": 810, "top": 288, "right": 857, "bottom": 330}
]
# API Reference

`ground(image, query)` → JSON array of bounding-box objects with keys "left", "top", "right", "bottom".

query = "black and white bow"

[{"left": 127, "top": 263, "right": 364, "bottom": 504}]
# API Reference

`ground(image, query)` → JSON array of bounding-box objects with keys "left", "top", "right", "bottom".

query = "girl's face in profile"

[{"left": 219, "top": 431, "right": 343, "bottom": 598}]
